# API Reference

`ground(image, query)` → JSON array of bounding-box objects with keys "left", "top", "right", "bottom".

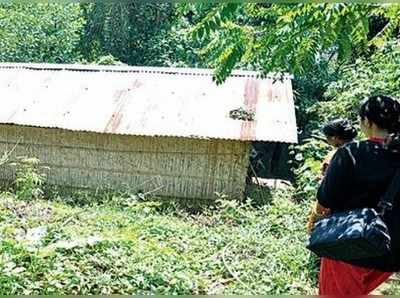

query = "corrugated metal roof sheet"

[{"left": 0, "top": 63, "right": 298, "bottom": 143}]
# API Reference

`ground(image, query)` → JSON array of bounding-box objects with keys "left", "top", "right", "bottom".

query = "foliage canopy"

[{"left": 191, "top": 3, "right": 400, "bottom": 83}]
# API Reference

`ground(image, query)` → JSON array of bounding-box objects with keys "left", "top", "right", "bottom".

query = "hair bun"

[{"left": 322, "top": 119, "right": 357, "bottom": 141}]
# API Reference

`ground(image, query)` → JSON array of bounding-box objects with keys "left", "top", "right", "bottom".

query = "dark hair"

[
  {"left": 359, "top": 95, "right": 400, "bottom": 133},
  {"left": 322, "top": 119, "right": 357, "bottom": 141},
  {"left": 359, "top": 95, "right": 400, "bottom": 152}
]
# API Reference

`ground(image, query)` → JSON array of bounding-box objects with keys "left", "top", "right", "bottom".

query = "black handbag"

[{"left": 306, "top": 169, "right": 400, "bottom": 261}]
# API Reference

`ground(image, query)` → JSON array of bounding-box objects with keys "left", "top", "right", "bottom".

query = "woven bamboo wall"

[{"left": 0, "top": 124, "right": 250, "bottom": 199}]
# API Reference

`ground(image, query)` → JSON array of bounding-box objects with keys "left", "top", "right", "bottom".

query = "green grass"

[
  {"left": 0, "top": 189, "right": 318, "bottom": 295},
  {"left": 1, "top": 188, "right": 397, "bottom": 295}
]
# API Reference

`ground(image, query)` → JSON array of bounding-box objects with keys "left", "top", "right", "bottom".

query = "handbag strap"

[{"left": 378, "top": 168, "right": 400, "bottom": 215}]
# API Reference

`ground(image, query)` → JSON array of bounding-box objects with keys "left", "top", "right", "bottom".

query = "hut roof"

[{"left": 0, "top": 63, "right": 297, "bottom": 143}]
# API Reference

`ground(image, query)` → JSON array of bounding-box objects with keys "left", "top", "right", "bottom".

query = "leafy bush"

[
  {"left": 312, "top": 41, "right": 400, "bottom": 125},
  {"left": 291, "top": 139, "right": 330, "bottom": 200},
  {"left": 95, "top": 54, "right": 124, "bottom": 65},
  {"left": 11, "top": 157, "right": 48, "bottom": 200}
]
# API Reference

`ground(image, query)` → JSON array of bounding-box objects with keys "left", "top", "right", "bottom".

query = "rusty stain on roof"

[
  {"left": 104, "top": 79, "right": 143, "bottom": 134},
  {"left": 104, "top": 89, "right": 127, "bottom": 134},
  {"left": 0, "top": 63, "right": 298, "bottom": 143},
  {"left": 240, "top": 79, "right": 259, "bottom": 141}
]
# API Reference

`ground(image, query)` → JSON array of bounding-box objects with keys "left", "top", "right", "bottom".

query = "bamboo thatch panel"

[
  {"left": 3, "top": 125, "right": 246, "bottom": 154},
  {"left": 0, "top": 141, "right": 243, "bottom": 180},
  {"left": 0, "top": 124, "right": 250, "bottom": 199}
]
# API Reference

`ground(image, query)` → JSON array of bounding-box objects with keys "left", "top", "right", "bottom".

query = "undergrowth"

[{"left": 0, "top": 188, "right": 319, "bottom": 295}]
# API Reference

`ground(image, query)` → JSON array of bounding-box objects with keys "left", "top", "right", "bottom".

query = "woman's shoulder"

[
  {"left": 340, "top": 140, "right": 372, "bottom": 155},
  {"left": 330, "top": 141, "right": 369, "bottom": 165},
  {"left": 340, "top": 140, "right": 392, "bottom": 164},
  {"left": 342, "top": 139, "right": 369, "bottom": 148}
]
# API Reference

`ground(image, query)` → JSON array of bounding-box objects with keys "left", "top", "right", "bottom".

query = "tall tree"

[
  {"left": 0, "top": 3, "right": 85, "bottom": 63},
  {"left": 80, "top": 2, "right": 205, "bottom": 67}
]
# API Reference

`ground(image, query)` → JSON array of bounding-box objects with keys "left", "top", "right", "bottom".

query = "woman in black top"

[
  {"left": 316, "top": 95, "right": 400, "bottom": 295},
  {"left": 306, "top": 119, "right": 357, "bottom": 233}
]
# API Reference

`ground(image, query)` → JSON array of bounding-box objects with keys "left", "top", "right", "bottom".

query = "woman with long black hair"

[{"left": 315, "top": 95, "right": 400, "bottom": 295}]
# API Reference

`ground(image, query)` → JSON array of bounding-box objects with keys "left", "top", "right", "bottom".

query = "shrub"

[
  {"left": 11, "top": 157, "right": 48, "bottom": 200},
  {"left": 291, "top": 139, "right": 330, "bottom": 200}
]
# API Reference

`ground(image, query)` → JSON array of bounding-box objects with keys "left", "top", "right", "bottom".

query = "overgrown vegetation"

[{"left": 0, "top": 185, "right": 319, "bottom": 295}]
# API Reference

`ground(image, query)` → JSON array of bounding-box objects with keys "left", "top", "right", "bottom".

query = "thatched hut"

[{"left": 0, "top": 63, "right": 297, "bottom": 199}]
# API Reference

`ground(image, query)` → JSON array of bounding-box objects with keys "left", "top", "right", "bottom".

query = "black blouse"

[{"left": 317, "top": 140, "right": 400, "bottom": 272}]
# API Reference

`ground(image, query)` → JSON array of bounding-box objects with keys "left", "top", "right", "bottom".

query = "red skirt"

[{"left": 319, "top": 257, "right": 393, "bottom": 295}]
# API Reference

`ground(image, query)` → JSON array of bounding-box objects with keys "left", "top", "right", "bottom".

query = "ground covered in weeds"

[
  {"left": 0, "top": 189, "right": 399, "bottom": 295},
  {"left": 0, "top": 188, "right": 317, "bottom": 295}
]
